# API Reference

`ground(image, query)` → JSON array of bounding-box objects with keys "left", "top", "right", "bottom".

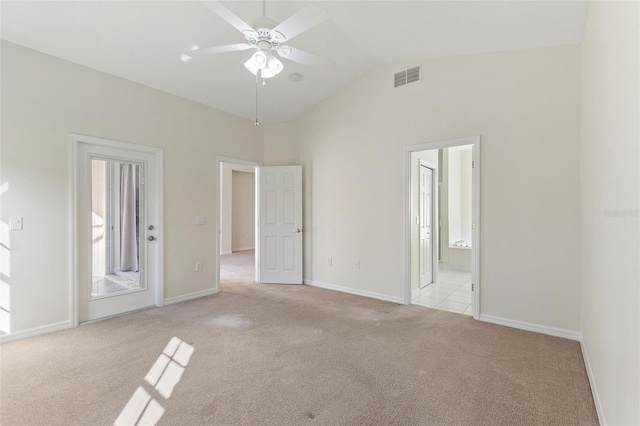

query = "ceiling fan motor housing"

[{"left": 186, "top": 1, "right": 331, "bottom": 75}]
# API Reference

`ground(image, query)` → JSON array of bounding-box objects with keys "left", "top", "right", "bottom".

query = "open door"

[
  {"left": 419, "top": 162, "right": 434, "bottom": 287},
  {"left": 256, "top": 166, "right": 303, "bottom": 284}
]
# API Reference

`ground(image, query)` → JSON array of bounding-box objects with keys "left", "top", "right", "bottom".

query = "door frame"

[
  {"left": 71, "top": 134, "right": 164, "bottom": 326},
  {"left": 418, "top": 160, "right": 438, "bottom": 288},
  {"left": 404, "top": 136, "right": 481, "bottom": 319},
  {"left": 215, "top": 156, "right": 261, "bottom": 292}
]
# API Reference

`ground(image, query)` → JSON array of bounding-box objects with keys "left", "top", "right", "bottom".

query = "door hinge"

[
  {"left": 471, "top": 283, "right": 474, "bottom": 292},
  {"left": 471, "top": 222, "right": 475, "bottom": 230},
  {"left": 472, "top": 160, "right": 475, "bottom": 169}
]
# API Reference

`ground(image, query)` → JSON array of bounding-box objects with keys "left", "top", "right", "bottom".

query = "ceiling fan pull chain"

[{"left": 254, "top": 71, "right": 260, "bottom": 126}]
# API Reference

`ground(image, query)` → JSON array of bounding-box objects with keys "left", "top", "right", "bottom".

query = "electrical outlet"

[
  {"left": 195, "top": 261, "right": 202, "bottom": 272},
  {"left": 355, "top": 261, "right": 360, "bottom": 269},
  {"left": 195, "top": 216, "right": 205, "bottom": 225},
  {"left": 328, "top": 258, "right": 332, "bottom": 266}
]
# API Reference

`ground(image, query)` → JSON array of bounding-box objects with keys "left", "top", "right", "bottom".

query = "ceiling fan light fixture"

[
  {"left": 244, "top": 57, "right": 259, "bottom": 75},
  {"left": 267, "top": 55, "right": 283, "bottom": 72},
  {"left": 253, "top": 50, "right": 268, "bottom": 68},
  {"left": 245, "top": 50, "right": 283, "bottom": 78}
]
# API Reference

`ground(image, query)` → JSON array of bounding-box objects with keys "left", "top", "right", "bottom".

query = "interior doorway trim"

[
  {"left": 215, "top": 156, "right": 262, "bottom": 293},
  {"left": 404, "top": 135, "right": 481, "bottom": 319},
  {"left": 71, "top": 134, "right": 164, "bottom": 327}
]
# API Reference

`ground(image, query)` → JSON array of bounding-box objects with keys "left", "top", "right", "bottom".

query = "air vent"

[{"left": 394, "top": 65, "right": 421, "bottom": 88}]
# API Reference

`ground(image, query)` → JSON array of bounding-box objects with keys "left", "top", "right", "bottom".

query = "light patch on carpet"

[
  {"left": 155, "top": 361, "right": 185, "bottom": 399},
  {"left": 144, "top": 354, "right": 170, "bottom": 387},
  {"left": 136, "top": 398, "right": 165, "bottom": 425},
  {"left": 114, "top": 337, "right": 194, "bottom": 426},
  {"left": 349, "top": 307, "right": 380, "bottom": 320},
  {"left": 207, "top": 314, "right": 251, "bottom": 329},
  {"left": 114, "top": 387, "right": 151, "bottom": 426},
  {"left": 173, "top": 341, "right": 195, "bottom": 367},
  {"left": 163, "top": 337, "right": 182, "bottom": 357}
]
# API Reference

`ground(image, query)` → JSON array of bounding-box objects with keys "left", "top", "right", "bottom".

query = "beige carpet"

[{"left": 0, "top": 250, "right": 597, "bottom": 425}]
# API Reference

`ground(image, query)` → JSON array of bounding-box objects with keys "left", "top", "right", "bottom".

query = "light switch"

[
  {"left": 195, "top": 216, "right": 205, "bottom": 225},
  {"left": 10, "top": 217, "right": 23, "bottom": 231}
]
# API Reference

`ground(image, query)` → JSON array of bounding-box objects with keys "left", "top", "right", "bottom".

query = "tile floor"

[{"left": 412, "top": 268, "right": 473, "bottom": 316}]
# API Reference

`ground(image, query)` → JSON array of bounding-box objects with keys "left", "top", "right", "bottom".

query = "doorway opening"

[
  {"left": 216, "top": 159, "right": 304, "bottom": 290},
  {"left": 405, "top": 136, "right": 480, "bottom": 318},
  {"left": 217, "top": 159, "right": 259, "bottom": 291}
]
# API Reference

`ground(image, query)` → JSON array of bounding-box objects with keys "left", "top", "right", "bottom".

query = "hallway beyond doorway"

[{"left": 220, "top": 250, "right": 255, "bottom": 288}]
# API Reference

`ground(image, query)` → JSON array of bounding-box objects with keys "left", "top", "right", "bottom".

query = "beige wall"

[
  {"left": 580, "top": 1, "right": 640, "bottom": 424},
  {"left": 231, "top": 171, "right": 255, "bottom": 252},
  {"left": 0, "top": 42, "right": 263, "bottom": 334},
  {"left": 262, "top": 120, "right": 298, "bottom": 166},
  {"left": 264, "top": 44, "right": 582, "bottom": 332}
]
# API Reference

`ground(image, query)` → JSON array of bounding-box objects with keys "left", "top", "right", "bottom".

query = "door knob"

[
  {"left": 148, "top": 236, "right": 156, "bottom": 241},
  {"left": 148, "top": 225, "right": 154, "bottom": 231},
  {"left": 294, "top": 228, "right": 302, "bottom": 233}
]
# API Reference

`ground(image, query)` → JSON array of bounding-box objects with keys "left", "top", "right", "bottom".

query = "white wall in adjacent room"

[
  {"left": 447, "top": 145, "right": 472, "bottom": 246},
  {"left": 220, "top": 163, "right": 256, "bottom": 255},
  {"left": 231, "top": 170, "right": 255, "bottom": 252}
]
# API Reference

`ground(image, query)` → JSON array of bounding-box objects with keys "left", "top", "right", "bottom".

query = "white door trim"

[
  {"left": 71, "top": 134, "right": 164, "bottom": 327},
  {"left": 404, "top": 136, "right": 481, "bottom": 319},
  {"left": 215, "top": 156, "right": 262, "bottom": 293}
]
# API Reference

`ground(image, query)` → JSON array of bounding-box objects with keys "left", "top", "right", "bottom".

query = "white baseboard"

[
  {"left": 232, "top": 246, "right": 254, "bottom": 252},
  {"left": 220, "top": 250, "right": 232, "bottom": 255},
  {"left": 479, "top": 314, "right": 581, "bottom": 341},
  {"left": 304, "top": 280, "right": 404, "bottom": 305},
  {"left": 164, "top": 288, "right": 219, "bottom": 305},
  {"left": 0, "top": 320, "right": 72, "bottom": 344},
  {"left": 580, "top": 340, "right": 606, "bottom": 425}
]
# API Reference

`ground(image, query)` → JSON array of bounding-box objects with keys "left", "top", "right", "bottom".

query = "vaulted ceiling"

[{"left": 1, "top": 1, "right": 588, "bottom": 123}]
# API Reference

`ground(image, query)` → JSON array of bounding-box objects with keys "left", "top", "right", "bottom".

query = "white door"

[
  {"left": 76, "top": 140, "right": 161, "bottom": 322},
  {"left": 419, "top": 163, "right": 433, "bottom": 287},
  {"left": 256, "top": 166, "right": 303, "bottom": 284}
]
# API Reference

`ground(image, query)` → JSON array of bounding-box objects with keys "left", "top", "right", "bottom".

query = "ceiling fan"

[{"left": 183, "top": 0, "right": 332, "bottom": 79}]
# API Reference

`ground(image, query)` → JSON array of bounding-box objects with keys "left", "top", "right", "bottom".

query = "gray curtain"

[{"left": 120, "top": 164, "right": 139, "bottom": 272}]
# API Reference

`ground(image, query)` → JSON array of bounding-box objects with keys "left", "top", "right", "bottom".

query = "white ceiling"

[{"left": 1, "top": 1, "right": 587, "bottom": 123}]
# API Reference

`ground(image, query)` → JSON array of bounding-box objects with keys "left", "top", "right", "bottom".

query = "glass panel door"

[{"left": 90, "top": 158, "right": 146, "bottom": 300}]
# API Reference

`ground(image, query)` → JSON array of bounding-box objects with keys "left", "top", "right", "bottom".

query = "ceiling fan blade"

[
  {"left": 201, "top": 1, "right": 257, "bottom": 37},
  {"left": 184, "top": 44, "right": 252, "bottom": 58},
  {"left": 271, "top": 3, "right": 329, "bottom": 42},
  {"left": 276, "top": 46, "right": 334, "bottom": 69}
]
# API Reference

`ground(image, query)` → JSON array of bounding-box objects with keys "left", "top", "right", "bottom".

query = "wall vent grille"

[{"left": 394, "top": 65, "right": 421, "bottom": 88}]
